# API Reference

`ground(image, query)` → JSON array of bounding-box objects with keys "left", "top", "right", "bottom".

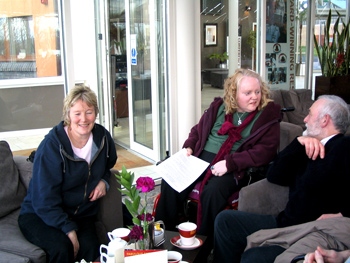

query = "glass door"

[{"left": 124, "top": 0, "right": 167, "bottom": 161}]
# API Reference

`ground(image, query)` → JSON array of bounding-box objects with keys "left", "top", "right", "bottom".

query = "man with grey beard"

[{"left": 213, "top": 95, "right": 350, "bottom": 263}]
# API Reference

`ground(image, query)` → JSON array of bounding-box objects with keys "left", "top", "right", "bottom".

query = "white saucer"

[{"left": 170, "top": 236, "right": 203, "bottom": 250}]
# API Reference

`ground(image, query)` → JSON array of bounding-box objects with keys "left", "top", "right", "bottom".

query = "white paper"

[
  {"left": 124, "top": 250, "right": 167, "bottom": 263},
  {"left": 155, "top": 148, "right": 210, "bottom": 193}
]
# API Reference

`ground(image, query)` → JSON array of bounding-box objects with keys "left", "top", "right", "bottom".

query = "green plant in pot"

[
  {"left": 314, "top": 10, "right": 349, "bottom": 77},
  {"left": 209, "top": 52, "right": 229, "bottom": 68},
  {"left": 314, "top": 9, "right": 350, "bottom": 103}
]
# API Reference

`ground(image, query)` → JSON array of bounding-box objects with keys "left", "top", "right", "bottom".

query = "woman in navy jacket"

[
  {"left": 155, "top": 69, "right": 282, "bottom": 236},
  {"left": 19, "top": 85, "right": 117, "bottom": 263}
]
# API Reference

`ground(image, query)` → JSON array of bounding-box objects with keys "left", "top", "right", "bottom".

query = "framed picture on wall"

[{"left": 204, "top": 24, "right": 217, "bottom": 47}]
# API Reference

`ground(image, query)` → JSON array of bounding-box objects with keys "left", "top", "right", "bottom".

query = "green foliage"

[
  {"left": 115, "top": 165, "right": 142, "bottom": 225},
  {"left": 314, "top": 10, "right": 350, "bottom": 77},
  {"left": 247, "top": 30, "right": 256, "bottom": 49},
  {"left": 209, "top": 52, "right": 229, "bottom": 63}
]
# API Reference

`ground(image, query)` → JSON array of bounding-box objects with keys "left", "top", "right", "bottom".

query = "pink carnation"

[
  {"left": 129, "top": 225, "right": 144, "bottom": 241},
  {"left": 136, "top": 177, "right": 155, "bottom": 193},
  {"left": 137, "top": 213, "right": 154, "bottom": 222}
]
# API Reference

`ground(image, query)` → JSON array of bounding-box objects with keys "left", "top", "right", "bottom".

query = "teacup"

[
  {"left": 167, "top": 251, "right": 182, "bottom": 263},
  {"left": 178, "top": 222, "right": 197, "bottom": 246},
  {"left": 107, "top": 227, "right": 130, "bottom": 242},
  {"left": 100, "top": 252, "right": 115, "bottom": 263}
]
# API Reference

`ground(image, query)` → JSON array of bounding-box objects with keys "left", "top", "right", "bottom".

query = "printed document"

[{"left": 155, "top": 148, "right": 210, "bottom": 192}]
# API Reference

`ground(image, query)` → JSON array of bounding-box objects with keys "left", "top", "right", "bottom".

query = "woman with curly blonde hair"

[{"left": 155, "top": 68, "right": 282, "bottom": 236}]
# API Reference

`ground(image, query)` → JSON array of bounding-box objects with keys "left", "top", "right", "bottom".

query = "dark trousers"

[
  {"left": 18, "top": 213, "right": 100, "bottom": 263},
  {"left": 213, "top": 210, "right": 284, "bottom": 263},
  {"left": 155, "top": 151, "right": 249, "bottom": 236}
]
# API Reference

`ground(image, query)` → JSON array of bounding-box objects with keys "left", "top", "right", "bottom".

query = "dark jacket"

[
  {"left": 20, "top": 122, "right": 117, "bottom": 234},
  {"left": 183, "top": 98, "right": 282, "bottom": 179},
  {"left": 268, "top": 134, "right": 350, "bottom": 227}
]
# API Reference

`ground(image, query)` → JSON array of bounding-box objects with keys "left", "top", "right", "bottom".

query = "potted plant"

[
  {"left": 314, "top": 9, "right": 350, "bottom": 102},
  {"left": 209, "top": 52, "right": 229, "bottom": 68}
]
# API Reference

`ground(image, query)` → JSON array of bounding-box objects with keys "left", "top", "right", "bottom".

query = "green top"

[{"left": 203, "top": 103, "right": 262, "bottom": 154}]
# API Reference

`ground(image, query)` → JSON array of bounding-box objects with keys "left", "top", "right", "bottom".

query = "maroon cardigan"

[{"left": 182, "top": 97, "right": 282, "bottom": 180}]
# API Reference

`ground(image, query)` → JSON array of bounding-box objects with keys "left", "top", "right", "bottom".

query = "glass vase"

[{"left": 136, "top": 235, "right": 150, "bottom": 250}]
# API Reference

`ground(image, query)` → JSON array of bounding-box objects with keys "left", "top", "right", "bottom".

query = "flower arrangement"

[
  {"left": 314, "top": 9, "right": 350, "bottom": 77},
  {"left": 115, "top": 166, "right": 155, "bottom": 249}
]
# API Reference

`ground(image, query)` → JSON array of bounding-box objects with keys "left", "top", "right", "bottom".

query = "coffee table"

[
  {"left": 157, "top": 230, "right": 208, "bottom": 263},
  {"left": 95, "top": 230, "right": 208, "bottom": 263}
]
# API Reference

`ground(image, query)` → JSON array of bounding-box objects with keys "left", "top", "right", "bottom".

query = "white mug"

[
  {"left": 100, "top": 238, "right": 127, "bottom": 257},
  {"left": 100, "top": 252, "right": 115, "bottom": 263}
]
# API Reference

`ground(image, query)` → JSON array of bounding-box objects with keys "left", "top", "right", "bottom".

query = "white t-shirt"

[{"left": 64, "top": 126, "right": 93, "bottom": 164}]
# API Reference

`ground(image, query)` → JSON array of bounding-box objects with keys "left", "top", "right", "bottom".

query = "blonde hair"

[
  {"left": 62, "top": 84, "right": 99, "bottom": 126},
  {"left": 223, "top": 68, "right": 272, "bottom": 114}
]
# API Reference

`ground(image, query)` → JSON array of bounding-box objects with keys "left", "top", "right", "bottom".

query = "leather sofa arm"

[
  {"left": 279, "top": 122, "right": 303, "bottom": 152},
  {"left": 238, "top": 178, "right": 289, "bottom": 217},
  {"left": 96, "top": 169, "right": 124, "bottom": 244},
  {"left": 13, "top": 155, "right": 33, "bottom": 189}
]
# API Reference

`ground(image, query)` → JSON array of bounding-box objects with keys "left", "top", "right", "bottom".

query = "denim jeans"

[
  {"left": 18, "top": 213, "right": 99, "bottom": 263},
  {"left": 213, "top": 210, "right": 282, "bottom": 263}
]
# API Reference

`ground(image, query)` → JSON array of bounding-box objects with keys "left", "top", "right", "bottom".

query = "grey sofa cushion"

[
  {"left": 0, "top": 141, "right": 27, "bottom": 218},
  {"left": 283, "top": 89, "right": 313, "bottom": 129},
  {"left": 238, "top": 178, "right": 289, "bottom": 217},
  {"left": 270, "top": 90, "right": 289, "bottom": 122},
  {"left": 0, "top": 210, "right": 46, "bottom": 263},
  {"left": 13, "top": 155, "right": 34, "bottom": 189},
  {"left": 0, "top": 251, "right": 30, "bottom": 263}
]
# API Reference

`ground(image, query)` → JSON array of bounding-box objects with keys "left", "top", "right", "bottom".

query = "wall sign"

[
  {"left": 131, "top": 34, "right": 137, "bottom": 66},
  {"left": 265, "top": 0, "right": 295, "bottom": 90}
]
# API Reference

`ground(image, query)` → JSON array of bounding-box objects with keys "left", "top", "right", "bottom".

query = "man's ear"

[{"left": 321, "top": 114, "right": 330, "bottom": 128}]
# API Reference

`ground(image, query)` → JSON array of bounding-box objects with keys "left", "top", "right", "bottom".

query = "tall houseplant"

[
  {"left": 314, "top": 10, "right": 350, "bottom": 103},
  {"left": 314, "top": 10, "right": 350, "bottom": 77}
]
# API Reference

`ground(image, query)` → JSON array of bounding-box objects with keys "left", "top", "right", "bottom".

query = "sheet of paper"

[
  {"left": 155, "top": 148, "right": 210, "bottom": 192},
  {"left": 124, "top": 250, "right": 167, "bottom": 263}
]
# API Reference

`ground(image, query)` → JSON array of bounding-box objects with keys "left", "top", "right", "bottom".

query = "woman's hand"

[
  {"left": 185, "top": 147, "right": 193, "bottom": 156},
  {"left": 89, "top": 180, "right": 106, "bottom": 201},
  {"left": 67, "top": 230, "right": 79, "bottom": 259},
  {"left": 211, "top": 160, "right": 228, "bottom": 176}
]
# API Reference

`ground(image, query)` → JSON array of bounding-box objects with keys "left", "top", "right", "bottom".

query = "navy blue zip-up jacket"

[{"left": 20, "top": 121, "right": 117, "bottom": 234}]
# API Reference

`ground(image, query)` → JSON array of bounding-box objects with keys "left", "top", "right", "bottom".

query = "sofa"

[{"left": 0, "top": 140, "right": 123, "bottom": 263}]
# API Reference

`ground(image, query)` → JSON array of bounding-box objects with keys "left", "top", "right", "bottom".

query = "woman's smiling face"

[
  {"left": 236, "top": 76, "right": 262, "bottom": 113},
  {"left": 69, "top": 99, "right": 96, "bottom": 137}
]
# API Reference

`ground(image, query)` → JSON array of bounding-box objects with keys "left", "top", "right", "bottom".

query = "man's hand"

[
  {"left": 317, "top": 213, "right": 343, "bottom": 220},
  {"left": 297, "top": 136, "right": 325, "bottom": 160},
  {"left": 89, "top": 180, "right": 106, "bottom": 201},
  {"left": 67, "top": 230, "right": 79, "bottom": 259},
  {"left": 304, "top": 247, "right": 349, "bottom": 263}
]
